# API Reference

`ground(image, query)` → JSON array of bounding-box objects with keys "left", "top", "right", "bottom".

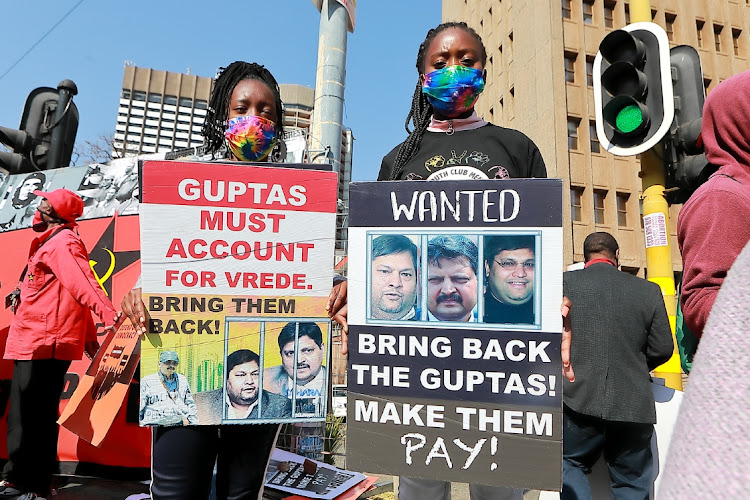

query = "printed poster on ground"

[
  {"left": 346, "top": 179, "right": 564, "bottom": 490},
  {"left": 139, "top": 160, "right": 337, "bottom": 426}
]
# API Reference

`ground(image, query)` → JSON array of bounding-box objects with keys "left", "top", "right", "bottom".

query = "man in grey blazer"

[
  {"left": 195, "top": 349, "right": 292, "bottom": 425},
  {"left": 561, "top": 232, "right": 674, "bottom": 499}
]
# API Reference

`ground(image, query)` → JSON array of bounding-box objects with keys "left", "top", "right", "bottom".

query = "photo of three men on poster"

[
  {"left": 369, "top": 233, "right": 539, "bottom": 326},
  {"left": 140, "top": 320, "right": 329, "bottom": 426}
]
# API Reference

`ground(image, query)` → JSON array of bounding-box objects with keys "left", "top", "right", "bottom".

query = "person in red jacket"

[{"left": 0, "top": 188, "right": 117, "bottom": 500}]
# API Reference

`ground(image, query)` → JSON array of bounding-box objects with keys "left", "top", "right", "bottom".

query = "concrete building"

[
  {"left": 443, "top": 0, "right": 750, "bottom": 275},
  {"left": 115, "top": 65, "right": 212, "bottom": 156}
]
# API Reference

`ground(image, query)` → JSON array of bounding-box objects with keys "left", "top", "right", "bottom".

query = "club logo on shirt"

[
  {"left": 427, "top": 166, "right": 489, "bottom": 181},
  {"left": 421, "top": 148, "right": 503, "bottom": 181}
]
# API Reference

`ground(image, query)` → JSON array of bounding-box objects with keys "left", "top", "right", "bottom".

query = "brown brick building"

[{"left": 444, "top": 0, "right": 750, "bottom": 275}]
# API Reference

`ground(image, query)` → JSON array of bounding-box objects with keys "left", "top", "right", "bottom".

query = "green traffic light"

[{"left": 615, "top": 104, "right": 644, "bottom": 133}]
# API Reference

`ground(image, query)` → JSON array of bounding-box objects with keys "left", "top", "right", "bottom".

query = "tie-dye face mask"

[
  {"left": 422, "top": 66, "right": 485, "bottom": 118},
  {"left": 224, "top": 115, "right": 277, "bottom": 162}
]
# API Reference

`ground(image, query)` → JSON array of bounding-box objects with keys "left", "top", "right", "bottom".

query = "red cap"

[{"left": 33, "top": 189, "right": 84, "bottom": 225}]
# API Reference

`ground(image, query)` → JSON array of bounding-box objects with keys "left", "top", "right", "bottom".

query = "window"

[
  {"left": 121, "top": 89, "right": 131, "bottom": 99},
  {"left": 562, "top": 0, "right": 572, "bottom": 19},
  {"left": 594, "top": 190, "right": 607, "bottom": 224},
  {"left": 509, "top": 87, "right": 515, "bottom": 118},
  {"left": 624, "top": 4, "right": 630, "bottom": 24},
  {"left": 704, "top": 77, "right": 712, "bottom": 92},
  {"left": 665, "top": 13, "right": 676, "bottom": 42},
  {"left": 733, "top": 28, "right": 742, "bottom": 56},
  {"left": 179, "top": 97, "right": 193, "bottom": 107},
  {"left": 571, "top": 187, "right": 584, "bottom": 222},
  {"left": 604, "top": 1, "right": 615, "bottom": 28},
  {"left": 616, "top": 192, "right": 629, "bottom": 226},
  {"left": 583, "top": 0, "right": 594, "bottom": 24},
  {"left": 589, "top": 121, "right": 600, "bottom": 153},
  {"left": 567, "top": 117, "right": 580, "bottom": 150},
  {"left": 564, "top": 52, "right": 577, "bottom": 83},
  {"left": 132, "top": 90, "right": 146, "bottom": 101},
  {"left": 195, "top": 99, "right": 208, "bottom": 110},
  {"left": 164, "top": 95, "right": 178, "bottom": 106},
  {"left": 147, "top": 93, "right": 162, "bottom": 104},
  {"left": 697, "top": 20, "right": 705, "bottom": 48},
  {"left": 586, "top": 55, "right": 595, "bottom": 86},
  {"left": 498, "top": 44, "right": 503, "bottom": 66},
  {"left": 714, "top": 24, "right": 724, "bottom": 52},
  {"left": 508, "top": 32, "right": 514, "bottom": 60}
]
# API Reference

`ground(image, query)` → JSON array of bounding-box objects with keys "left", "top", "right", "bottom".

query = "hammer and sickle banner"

[{"left": 346, "top": 179, "right": 564, "bottom": 491}]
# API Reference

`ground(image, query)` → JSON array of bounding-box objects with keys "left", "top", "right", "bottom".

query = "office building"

[{"left": 444, "top": 0, "right": 750, "bottom": 274}]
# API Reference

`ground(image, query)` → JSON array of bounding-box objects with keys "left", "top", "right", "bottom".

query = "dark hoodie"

[{"left": 677, "top": 70, "right": 750, "bottom": 338}]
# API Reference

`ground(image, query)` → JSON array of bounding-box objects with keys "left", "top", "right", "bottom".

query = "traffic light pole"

[{"left": 631, "top": 0, "right": 682, "bottom": 390}]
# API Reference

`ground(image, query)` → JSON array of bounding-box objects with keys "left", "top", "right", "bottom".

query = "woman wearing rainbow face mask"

[
  {"left": 120, "top": 61, "right": 287, "bottom": 500},
  {"left": 378, "top": 22, "right": 546, "bottom": 183},
  {"left": 375, "top": 22, "right": 546, "bottom": 500}
]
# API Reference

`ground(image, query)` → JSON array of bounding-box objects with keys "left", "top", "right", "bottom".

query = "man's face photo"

[
  {"left": 18, "top": 178, "right": 42, "bottom": 200},
  {"left": 371, "top": 251, "right": 417, "bottom": 319},
  {"left": 158, "top": 359, "right": 177, "bottom": 377},
  {"left": 487, "top": 247, "right": 535, "bottom": 305},
  {"left": 281, "top": 335, "right": 324, "bottom": 385},
  {"left": 427, "top": 256, "right": 478, "bottom": 321},
  {"left": 226, "top": 360, "right": 260, "bottom": 406}
]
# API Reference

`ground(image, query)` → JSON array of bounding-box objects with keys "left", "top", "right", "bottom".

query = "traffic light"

[
  {"left": 593, "top": 22, "right": 674, "bottom": 156},
  {"left": 664, "top": 46, "right": 713, "bottom": 204},
  {"left": 0, "top": 80, "right": 79, "bottom": 174}
]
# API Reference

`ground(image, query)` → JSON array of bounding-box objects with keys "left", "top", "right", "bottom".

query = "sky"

[{"left": 0, "top": 0, "right": 441, "bottom": 182}]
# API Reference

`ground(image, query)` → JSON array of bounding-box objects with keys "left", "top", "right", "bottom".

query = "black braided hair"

[
  {"left": 202, "top": 61, "right": 285, "bottom": 158},
  {"left": 390, "top": 22, "right": 487, "bottom": 180}
]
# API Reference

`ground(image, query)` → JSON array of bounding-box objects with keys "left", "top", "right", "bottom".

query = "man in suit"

[
  {"left": 426, "top": 235, "right": 478, "bottom": 322},
  {"left": 195, "top": 349, "right": 291, "bottom": 424},
  {"left": 483, "top": 235, "right": 536, "bottom": 324},
  {"left": 370, "top": 234, "right": 420, "bottom": 321},
  {"left": 264, "top": 322, "right": 327, "bottom": 416},
  {"left": 561, "top": 232, "right": 673, "bottom": 499}
]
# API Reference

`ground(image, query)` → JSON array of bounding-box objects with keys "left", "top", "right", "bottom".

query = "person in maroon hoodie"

[
  {"left": 678, "top": 70, "right": 750, "bottom": 340},
  {"left": 0, "top": 188, "right": 117, "bottom": 500}
]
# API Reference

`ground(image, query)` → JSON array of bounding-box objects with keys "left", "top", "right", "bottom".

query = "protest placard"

[
  {"left": 59, "top": 318, "right": 140, "bottom": 446},
  {"left": 346, "top": 179, "right": 563, "bottom": 490},
  {"left": 139, "top": 160, "right": 338, "bottom": 425}
]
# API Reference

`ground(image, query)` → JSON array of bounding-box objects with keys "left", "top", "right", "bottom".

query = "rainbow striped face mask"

[
  {"left": 224, "top": 115, "right": 277, "bottom": 162},
  {"left": 422, "top": 66, "right": 485, "bottom": 118}
]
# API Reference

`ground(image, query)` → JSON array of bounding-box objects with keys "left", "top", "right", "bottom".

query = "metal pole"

[
  {"left": 631, "top": 0, "right": 683, "bottom": 391},
  {"left": 311, "top": 0, "right": 348, "bottom": 175}
]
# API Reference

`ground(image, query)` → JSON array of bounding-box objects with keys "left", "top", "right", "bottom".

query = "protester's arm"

[
  {"left": 678, "top": 190, "right": 750, "bottom": 337},
  {"left": 561, "top": 296, "right": 574, "bottom": 382},
  {"left": 377, "top": 156, "right": 394, "bottom": 181},
  {"left": 46, "top": 236, "right": 118, "bottom": 335},
  {"left": 646, "top": 285, "right": 675, "bottom": 371},
  {"left": 120, "top": 287, "right": 149, "bottom": 334},
  {"left": 326, "top": 280, "right": 348, "bottom": 354},
  {"left": 528, "top": 140, "right": 548, "bottom": 178}
]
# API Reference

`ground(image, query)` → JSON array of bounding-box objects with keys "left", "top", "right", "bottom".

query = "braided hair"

[
  {"left": 390, "top": 22, "right": 487, "bottom": 180},
  {"left": 202, "top": 61, "right": 285, "bottom": 158}
]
